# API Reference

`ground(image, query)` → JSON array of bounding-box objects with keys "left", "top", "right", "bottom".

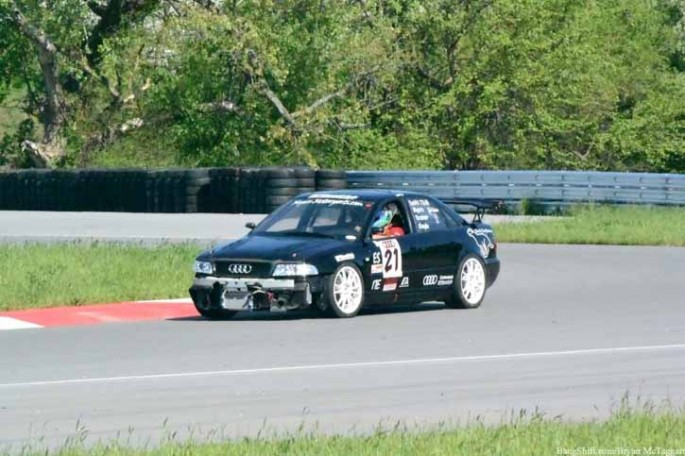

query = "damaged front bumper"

[{"left": 189, "top": 276, "right": 316, "bottom": 313}]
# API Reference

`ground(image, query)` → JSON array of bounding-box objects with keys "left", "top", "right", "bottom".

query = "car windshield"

[{"left": 253, "top": 195, "right": 374, "bottom": 239}]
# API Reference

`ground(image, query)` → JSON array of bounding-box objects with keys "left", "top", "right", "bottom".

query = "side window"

[
  {"left": 407, "top": 198, "right": 449, "bottom": 232},
  {"left": 310, "top": 206, "right": 341, "bottom": 228},
  {"left": 370, "top": 200, "right": 411, "bottom": 238}
]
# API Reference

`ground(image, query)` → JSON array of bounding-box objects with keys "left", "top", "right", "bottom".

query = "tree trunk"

[{"left": 11, "top": 4, "right": 68, "bottom": 167}]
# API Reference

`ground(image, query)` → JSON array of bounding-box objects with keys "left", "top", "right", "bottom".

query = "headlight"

[
  {"left": 193, "top": 260, "right": 214, "bottom": 274},
  {"left": 272, "top": 263, "right": 319, "bottom": 277}
]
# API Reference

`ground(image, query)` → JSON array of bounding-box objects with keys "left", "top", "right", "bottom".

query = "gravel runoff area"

[{"left": 0, "top": 211, "right": 546, "bottom": 244}]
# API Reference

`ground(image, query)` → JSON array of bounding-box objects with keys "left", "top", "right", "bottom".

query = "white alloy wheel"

[
  {"left": 329, "top": 264, "right": 364, "bottom": 317},
  {"left": 460, "top": 257, "right": 486, "bottom": 306}
]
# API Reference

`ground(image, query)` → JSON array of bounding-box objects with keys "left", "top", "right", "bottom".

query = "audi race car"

[{"left": 189, "top": 190, "right": 500, "bottom": 319}]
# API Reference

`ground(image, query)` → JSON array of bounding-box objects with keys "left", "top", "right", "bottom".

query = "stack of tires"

[
  {"left": 0, "top": 171, "right": 20, "bottom": 209},
  {"left": 50, "top": 170, "right": 74, "bottom": 210},
  {"left": 145, "top": 169, "right": 183, "bottom": 213},
  {"left": 236, "top": 168, "right": 259, "bottom": 213},
  {"left": 207, "top": 168, "right": 239, "bottom": 213},
  {"left": 184, "top": 168, "right": 211, "bottom": 213},
  {"left": 0, "top": 171, "right": 10, "bottom": 209},
  {"left": 120, "top": 169, "right": 148, "bottom": 212},
  {"left": 264, "top": 167, "right": 316, "bottom": 213},
  {"left": 315, "top": 169, "right": 347, "bottom": 192}
]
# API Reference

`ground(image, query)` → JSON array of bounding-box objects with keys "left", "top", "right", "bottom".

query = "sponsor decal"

[
  {"left": 371, "top": 279, "right": 382, "bottom": 291},
  {"left": 408, "top": 199, "right": 431, "bottom": 207},
  {"left": 294, "top": 198, "right": 363, "bottom": 207},
  {"left": 427, "top": 207, "right": 441, "bottom": 213},
  {"left": 335, "top": 253, "right": 355, "bottom": 263},
  {"left": 228, "top": 264, "right": 252, "bottom": 274},
  {"left": 423, "top": 275, "right": 438, "bottom": 286},
  {"left": 399, "top": 276, "right": 410, "bottom": 288},
  {"left": 411, "top": 206, "right": 426, "bottom": 214},
  {"left": 418, "top": 222, "right": 430, "bottom": 231},
  {"left": 372, "top": 239, "right": 403, "bottom": 278},
  {"left": 467, "top": 228, "right": 495, "bottom": 258},
  {"left": 383, "top": 278, "right": 399, "bottom": 292},
  {"left": 414, "top": 214, "right": 430, "bottom": 221},
  {"left": 309, "top": 193, "right": 359, "bottom": 200},
  {"left": 438, "top": 274, "right": 454, "bottom": 286},
  {"left": 371, "top": 264, "right": 384, "bottom": 274},
  {"left": 372, "top": 252, "right": 382, "bottom": 264}
]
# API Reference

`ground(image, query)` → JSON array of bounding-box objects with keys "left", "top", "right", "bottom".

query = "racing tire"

[
  {"left": 315, "top": 169, "right": 346, "bottom": 180},
  {"left": 266, "top": 187, "right": 315, "bottom": 197},
  {"left": 266, "top": 195, "right": 292, "bottom": 206},
  {"left": 445, "top": 254, "right": 487, "bottom": 309},
  {"left": 324, "top": 263, "right": 365, "bottom": 318},
  {"left": 315, "top": 178, "right": 347, "bottom": 189},
  {"left": 267, "top": 178, "right": 315, "bottom": 188}
]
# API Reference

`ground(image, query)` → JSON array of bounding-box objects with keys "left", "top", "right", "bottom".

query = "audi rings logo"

[
  {"left": 228, "top": 264, "right": 252, "bottom": 275},
  {"left": 422, "top": 275, "right": 438, "bottom": 286}
]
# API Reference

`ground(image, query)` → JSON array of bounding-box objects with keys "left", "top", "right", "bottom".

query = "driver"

[{"left": 371, "top": 204, "right": 405, "bottom": 238}]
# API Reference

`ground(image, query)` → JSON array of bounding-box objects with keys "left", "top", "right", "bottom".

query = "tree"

[{"left": 0, "top": 0, "right": 159, "bottom": 167}]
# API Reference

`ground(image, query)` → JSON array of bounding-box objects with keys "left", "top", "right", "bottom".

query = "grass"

[
  {"left": 494, "top": 205, "right": 685, "bottom": 246},
  {"left": 12, "top": 406, "right": 685, "bottom": 455},
  {"left": 0, "top": 242, "right": 199, "bottom": 311}
]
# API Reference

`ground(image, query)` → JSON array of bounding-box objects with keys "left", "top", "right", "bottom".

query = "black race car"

[{"left": 189, "top": 190, "right": 500, "bottom": 319}]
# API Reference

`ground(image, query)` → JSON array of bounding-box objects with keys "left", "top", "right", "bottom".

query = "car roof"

[{"left": 304, "top": 189, "right": 430, "bottom": 202}]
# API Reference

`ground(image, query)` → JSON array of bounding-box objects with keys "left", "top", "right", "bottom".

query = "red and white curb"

[{"left": 0, "top": 298, "right": 196, "bottom": 331}]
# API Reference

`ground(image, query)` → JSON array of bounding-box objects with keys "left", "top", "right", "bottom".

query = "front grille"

[{"left": 214, "top": 261, "right": 273, "bottom": 278}]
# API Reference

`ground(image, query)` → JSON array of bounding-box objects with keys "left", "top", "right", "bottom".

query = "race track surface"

[
  {"left": 0, "top": 211, "right": 543, "bottom": 244},
  {"left": 1, "top": 244, "right": 684, "bottom": 451}
]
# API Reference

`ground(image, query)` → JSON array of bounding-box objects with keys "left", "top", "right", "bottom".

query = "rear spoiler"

[{"left": 439, "top": 199, "right": 504, "bottom": 223}]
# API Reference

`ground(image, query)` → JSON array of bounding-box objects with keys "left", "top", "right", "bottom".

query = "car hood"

[{"left": 211, "top": 233, "right": 351, "bottom": 262}]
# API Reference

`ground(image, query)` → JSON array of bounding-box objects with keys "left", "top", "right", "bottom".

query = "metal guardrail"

[{"left": 346, "top": 171, "right": 685, "bottom": 206}]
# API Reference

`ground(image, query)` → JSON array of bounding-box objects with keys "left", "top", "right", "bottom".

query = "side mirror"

[{"left": 245, "top": 222, "right": 256, "bottom": 230}]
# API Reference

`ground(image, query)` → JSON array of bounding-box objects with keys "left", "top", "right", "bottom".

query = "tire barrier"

[
  {"left": 0, "top": 167, "right": 347, "bottom": 213},
  {"left": 4, "top": 168, "right": 682, "bottom": 213},
  {"left": 315, "top": 169, "right": 347, "bottom": 191}
]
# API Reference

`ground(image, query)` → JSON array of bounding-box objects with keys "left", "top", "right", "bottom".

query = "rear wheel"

[
  {"left": 325, "top": 263, "right": 365, "bottom": 318},
  {"left": 445, "top": 254, "right": 487, "bottom": 309}
]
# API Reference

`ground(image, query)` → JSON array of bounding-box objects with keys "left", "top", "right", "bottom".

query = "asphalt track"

[
  {"left": 1, "top": 242, "right": 684, "bottom": 451},
  {"left": 0, "top": 211, "right": 546, "bottom": 244}
]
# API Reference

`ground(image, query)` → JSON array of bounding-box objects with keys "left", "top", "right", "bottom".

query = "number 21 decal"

[{"left": 373, "top": 239, "right": 403, "bottom": 279}]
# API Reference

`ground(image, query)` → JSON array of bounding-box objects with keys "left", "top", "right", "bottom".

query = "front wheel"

[
  {"left": 325, "top": 263, "right": 365, "bottom": 318},
  {"left": 445, "top": 254, "right": 487, "bottom": 309}
]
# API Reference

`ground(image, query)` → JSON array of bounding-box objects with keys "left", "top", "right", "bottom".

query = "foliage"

[{"left": 1, "top": 0, "right": 684, "bottom": 171}]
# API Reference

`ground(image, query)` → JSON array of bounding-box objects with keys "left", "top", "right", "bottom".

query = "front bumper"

[{"left": 189, "top": 275, "right": 314, "bottom": 312}]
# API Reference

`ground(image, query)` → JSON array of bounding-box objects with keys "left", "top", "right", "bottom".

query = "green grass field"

[
  {"left": 0, "top": 243, "right": 198, "bottom": 311},
  {"left": 494, "top": 205, "right": 685, "bottom": 246},
  {"left": 0, "top": 206, "right": 683, "bottom": 311},
  {"left": 14, "top": 406, "right": 685, "bottom": 455}
]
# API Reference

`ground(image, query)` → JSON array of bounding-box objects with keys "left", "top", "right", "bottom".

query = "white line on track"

[{"left": 1, "top": 343, "right": 684, "bottom": 389}]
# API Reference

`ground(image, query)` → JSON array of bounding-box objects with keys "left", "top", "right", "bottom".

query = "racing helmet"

[{"left": 372, "top": 208, "right": 394, "bottom": 231}]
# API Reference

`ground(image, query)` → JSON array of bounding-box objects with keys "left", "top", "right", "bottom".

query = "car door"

[{"left": 401, "top": 196, "right": 463, "bottom": 301}]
